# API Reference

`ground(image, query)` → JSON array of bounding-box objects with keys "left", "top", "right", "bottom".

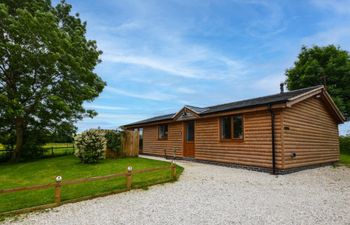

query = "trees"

[
  {"left": 285, "top": 45, "right": 350, "bottom": 119},
  {"left": 0, "top": 0, "right": 105, "bottom": 161}
]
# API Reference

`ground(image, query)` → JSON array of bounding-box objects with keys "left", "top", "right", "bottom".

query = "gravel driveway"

[{"left": 3, "top": 157, "right": 350, "bottom": 225}]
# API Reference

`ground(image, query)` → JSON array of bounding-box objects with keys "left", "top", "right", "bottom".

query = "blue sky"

[{"left": 56, "top": 0, "right": 350, "bottom": 134}]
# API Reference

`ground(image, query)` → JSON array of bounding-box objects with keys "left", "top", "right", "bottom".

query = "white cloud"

[
  {"left": 311, "top": 0, "right": 350, "bottom": 14},
  {"left": 251, "top": 74, "right": 285, "bottom": 93},
  {"left": 175, "top": 87, "right": 196, "bottom": 94},
  {"left": 302, "top": 27, "right": 350, "bottom": 49},
  {"left": 84, "top": 104, "right": 127, "bottom": 111},
  {"left": 103, "top": 54, "right": 201, "bottom": 78},
  {"left": 105, "top": 86, "right": 175, "bottom": 101},
  {"left": 76, "top": 112, "right": 148, "bottom": 132}
]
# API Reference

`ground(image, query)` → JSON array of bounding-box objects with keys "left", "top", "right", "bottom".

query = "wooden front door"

[{"left": 183, "top": 120, "right": 195, "bottom": 157}]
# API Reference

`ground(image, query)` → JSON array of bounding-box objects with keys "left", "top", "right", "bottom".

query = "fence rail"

[{"left": 0, "top": 164, "right": 177, "bottom": 216}]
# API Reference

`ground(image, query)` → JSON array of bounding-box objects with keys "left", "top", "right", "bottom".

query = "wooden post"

[
  {"left": 55, "top": 176, "right": 62, "bottom": 205},
  {"left": 171, "top": 163, "right": 176, "bottom": 180},
  {"left": 126, "top": 166, "right": 133, "bottom": 190},
  {"left": 51, "top": 147, "right": 54, "bottom": 156}
]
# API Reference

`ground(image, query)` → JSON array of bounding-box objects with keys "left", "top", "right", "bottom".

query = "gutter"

[{"left": 268, "top": 104, "right": 277, "bottom": 175}]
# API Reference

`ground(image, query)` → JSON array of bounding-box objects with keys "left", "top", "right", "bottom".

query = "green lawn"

[
  {"left": 0, "top": 156, "right": 183, "bottom": 213},
  {"left": 340, "top": 153, "right": 350, "bottom": 167}
]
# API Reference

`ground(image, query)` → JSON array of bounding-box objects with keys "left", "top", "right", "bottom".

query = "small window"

[
  {"left": 220, "top": 115, "right": 244, "bottom": 140},
  {"left": 233, "top": 116, "right": 243, "bottom": 139},
  {"left": 186, "top": 121, "right": 195, "bottom": 141},
  {"left": 221, "top": 116, "right": 231, "bottom": 140},
  {"left": 158, "top": 125, "right": 168, "bottom": 140}
]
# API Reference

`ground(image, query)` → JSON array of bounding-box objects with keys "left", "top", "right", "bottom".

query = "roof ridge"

[{"left": 202, "top": 85, "right": 324, "bottom": 110}]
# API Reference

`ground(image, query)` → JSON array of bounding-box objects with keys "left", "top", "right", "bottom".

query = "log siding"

[
  {"left": 195, "top": 110, "right": 283, "bottom": 169},
  {"left": 282, "top": 96, "right": 339, "bottom": 169},
  {"left": 143, "top": 122, "right": 183, "bottom": 157},
  {"left": 127, "top": 86, "right": 343, "bottom": 173}
]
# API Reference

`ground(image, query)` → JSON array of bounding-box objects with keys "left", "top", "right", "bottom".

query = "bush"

[
  {"left": 340, "top": 135, "right": 350, "bottom": 155},
  {"left": 74, "top": 129, "right": 106, "bottom": 163},
  {"left": 105, "top": 130, "right": 122, "bottom": 155}
]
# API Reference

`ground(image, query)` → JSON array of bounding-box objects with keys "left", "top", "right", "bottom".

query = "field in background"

[
  {"left": 0, "top": 143, "right": 73, "bottom": 149},
  {"left": 0, "top": 143, "right": 74, "bottom": 161}
]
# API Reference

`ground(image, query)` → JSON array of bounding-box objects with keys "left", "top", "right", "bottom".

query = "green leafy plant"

[
  {"left": 285, "top": 45, "right": 350, "bottom": 119},
  {"left": 105, "top": 130, "right": 122, "bottom": 155},
  {"left": 74, "top": 129, "right": 106, "bottom": 163},
  {"left": 340, "top": 135, "right": 350, "bottom": 155},
  {"left": 0, "top": 0, "right": 105, "bottom": 162}
]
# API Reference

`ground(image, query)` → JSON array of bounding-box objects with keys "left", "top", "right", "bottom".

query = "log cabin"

[{"left": 123, "top": 85, "right": 345, "bottom": 174}]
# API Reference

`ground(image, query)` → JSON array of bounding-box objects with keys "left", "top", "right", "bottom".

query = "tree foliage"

[
  {"left": 340, "top": 135, "right": 350, "bottom": 155},
  {"left": 0, "top": 0, "right": 105, "bottom": 161},
  {"left": 285, "top": 45, "right": 350, "bottom": 119}
]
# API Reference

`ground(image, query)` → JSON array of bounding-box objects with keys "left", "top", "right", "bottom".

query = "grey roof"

[
  {"left": 185, "top": 105, "right": 209, "bottom": 113},
  {"left": 125, "top": 113, "right": 175, "bottom": 127},
  {"left": 123, "top": 85, "right": 323, "bottom": 127}
]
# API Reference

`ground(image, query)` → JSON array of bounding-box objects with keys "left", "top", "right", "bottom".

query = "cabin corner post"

[{"left": 269, "top": 104, "right": 277, "bottom": 175}]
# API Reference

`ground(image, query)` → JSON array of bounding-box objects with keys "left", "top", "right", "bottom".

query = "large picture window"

[
  {"left": 220, "top": 115, "right": 244, "bottom": 140},
  {"left": 158, "top": 124, "right": 168, "bottom": 140}
]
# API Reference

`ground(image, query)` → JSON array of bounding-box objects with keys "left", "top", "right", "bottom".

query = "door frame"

[{"left": 183, "top": 120, "right": 195, "bottom": 157}]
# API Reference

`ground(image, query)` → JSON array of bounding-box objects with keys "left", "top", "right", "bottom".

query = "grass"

[
  {"left": 0, "top": 155, "right": 183, "bottom": 214},
  {"left": 340, "top": 153, "right": 350, "bottom": 167}
]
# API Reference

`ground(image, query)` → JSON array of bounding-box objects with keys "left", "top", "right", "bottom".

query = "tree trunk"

[{"left": 11, "top": 117, "right": 24, "bottom": 162}]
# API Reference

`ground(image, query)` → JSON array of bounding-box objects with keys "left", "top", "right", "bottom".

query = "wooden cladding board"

[
  {"left": 282, "top": 96, "right": 340, "bottom": 169},
  {"left": 195, "top": 111, "right": 283, "bottom": 169},
  {"left": 142, "top": 122, "right": 183, "bottom": 157}
]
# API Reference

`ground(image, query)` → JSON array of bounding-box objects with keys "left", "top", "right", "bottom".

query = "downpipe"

[{"left": 268, "top": 104, "right": 277, "bottom": 175}]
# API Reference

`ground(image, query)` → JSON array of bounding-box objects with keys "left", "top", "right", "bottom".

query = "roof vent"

[{"left": 280, "top": 82, "right": 285, "bottom": 93}]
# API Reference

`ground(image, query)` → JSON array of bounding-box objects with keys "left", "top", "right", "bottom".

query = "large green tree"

[
  {"left": 0, "top": 0, "right": 105, "bottom": 161},
  {"left": 285, "top": 45, "right": 350, "bottom": 119}
]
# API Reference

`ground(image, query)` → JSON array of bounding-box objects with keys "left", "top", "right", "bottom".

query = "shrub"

[
  {"left": 340, "top": 135, "right": 350, "bottom": 155},
  {"left": 105, "top": 130, "right": 122, "bottom": 155},
  {"left": 74, "top": 129, "right": 106, "bottom": 163}
]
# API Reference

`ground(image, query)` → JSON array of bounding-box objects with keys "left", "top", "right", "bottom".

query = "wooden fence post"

[
  {"left": 171, "top": 163, "right": 176, "bottom": 180},
  {"left": 55, "top": 176, "right": 62, "bottom": 205},
  {"left": 126, "top": 166, "right": 133, "bottom": 190},
  {"left": 51, "top": 147, "right": 54, "bottom": 156}
]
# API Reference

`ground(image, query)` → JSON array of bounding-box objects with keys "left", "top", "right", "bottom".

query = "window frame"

[
  {"left": 185, "top": 120, "right": 195, "bottom": 142},
  {"left": 158, "top": 124, "right": 168, "bottom": 140},
  {"left": 219, "top": 115, "right": 244, "bottom": 142}
]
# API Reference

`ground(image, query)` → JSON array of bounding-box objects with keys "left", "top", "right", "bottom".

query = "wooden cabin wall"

[
  {"left": 282, "top": 96, "right": 339, "bottom": 169},
  {"left": 195, "top": 110, "right": 283, "bottom": 169},
  {"left": 142, "top": 122, "right": 183, "bottom": 157}
]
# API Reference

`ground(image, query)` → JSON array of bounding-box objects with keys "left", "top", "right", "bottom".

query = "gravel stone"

[{"left": 3, "top": 156, "right": 350, "bottom": 225}]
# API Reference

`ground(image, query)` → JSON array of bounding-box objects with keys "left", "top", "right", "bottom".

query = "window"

[
  {"left": 186, "top": 121, "right": 195, "bottom": 142},
  {"left": 139, "top": 128, "right": 143, "bottom": 151},
  {"left": 221, "top": 116, "right": 231, "bottom": 139},
  {"left": 233, "top": 116, "right": 243, "bottom": 139},
  {"left": 220, "top": 115, "right": 244, "bottom": 140},
  {"left": 158, "top": 125, "right": 168, "bottom": 140}
]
